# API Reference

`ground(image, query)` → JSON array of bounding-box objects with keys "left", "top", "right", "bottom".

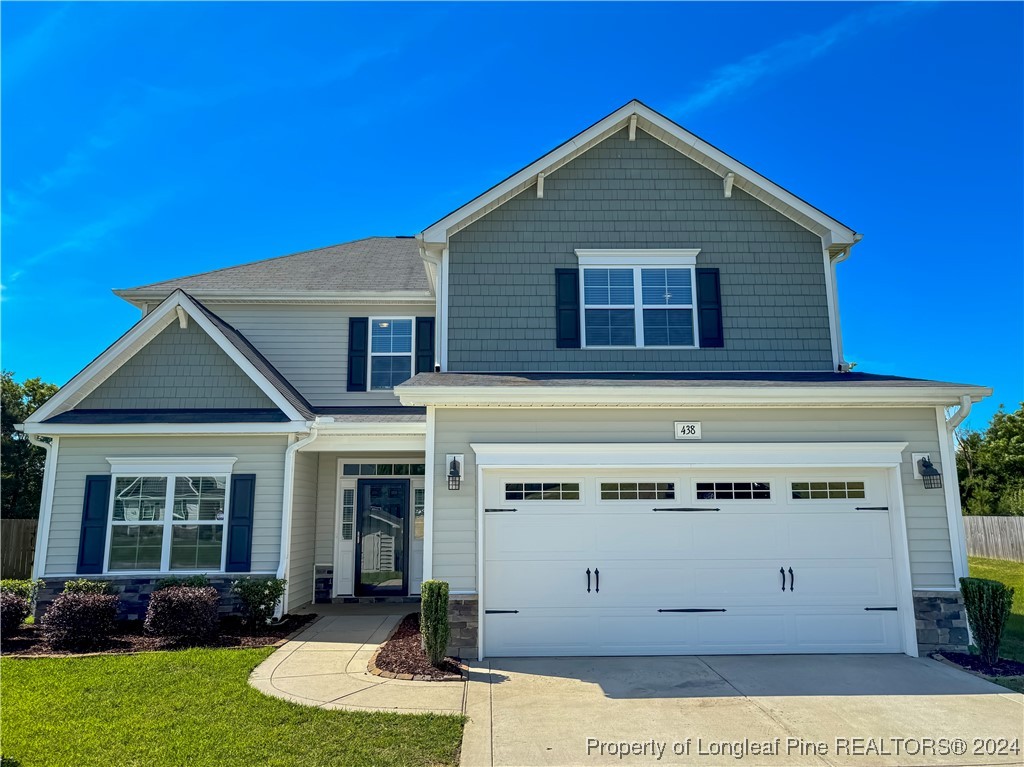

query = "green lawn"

[
  {"left": 968, "top": 556, "right": 1024, "bottom": 662},
  {"left": 0, "top": 648, "right": 464, "bottom": 767}
]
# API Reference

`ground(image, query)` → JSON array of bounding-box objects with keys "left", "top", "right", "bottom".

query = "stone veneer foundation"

[
  {"left": 448, "top": 595, "right": 478, "bottom": 659},
  {"left": 913, "top": 590, "right": 969, "bottom": 655},
  {"left": 35, "top": 576, "right": 244, "bottom": 621}
]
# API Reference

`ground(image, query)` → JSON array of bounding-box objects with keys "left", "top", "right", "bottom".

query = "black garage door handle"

[
  {"left": 788, "top": 567, "right": 794, "bottom": 592},
  {"left": 594, "top": 568, "right": 599, "bottom": 593},
  {"left": 780, "top": 567, "right": 786, "bottom": 592},
  {"left": 586, "top": 568, "right": 591, "bottom": 593}
]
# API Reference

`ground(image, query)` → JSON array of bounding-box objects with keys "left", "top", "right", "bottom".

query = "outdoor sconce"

[
  {"left": 447, "top": 454, "right": 463, "bottom": 490},
  {"left": 918, "top": 457, "right": 943, "bottom": 490}
]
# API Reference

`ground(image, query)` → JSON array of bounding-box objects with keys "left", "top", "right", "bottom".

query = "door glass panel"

[{"left": 358, "top": 481, "right": 407, "bottom": 595}]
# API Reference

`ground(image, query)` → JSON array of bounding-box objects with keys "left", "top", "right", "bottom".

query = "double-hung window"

[
  {"left": 106, "top": 458, "right": 235, "bottom": 573},
  {"left": 369, "top": 318, "right": 413, "bottom": 390},
  {"left": 578, "top": 250, "right": 699, "bottom": 348}
]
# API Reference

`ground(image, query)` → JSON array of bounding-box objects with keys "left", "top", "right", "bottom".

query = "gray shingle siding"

[
  {"left": 79, "top": 321, "right": 278, "bottom": 410},
  {"left": 447, "top": 128, "right": 834, "bottom": 372}
]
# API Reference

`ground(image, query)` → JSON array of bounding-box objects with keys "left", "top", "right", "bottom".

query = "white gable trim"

[
  {"left": 420, "top": 100, "right": 858, "bottom": 248},
  {"left": 27, "top": 290, "right": 306, "bottom": 424}
]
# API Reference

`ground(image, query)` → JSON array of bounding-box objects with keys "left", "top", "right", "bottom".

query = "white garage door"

[{"left": 482, "top": 469, "right": 903, "bottom": 657}]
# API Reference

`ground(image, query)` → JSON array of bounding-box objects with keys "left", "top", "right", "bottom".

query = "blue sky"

[{"left": 2, "top": 2, "right": 1021, "bottom": 428}]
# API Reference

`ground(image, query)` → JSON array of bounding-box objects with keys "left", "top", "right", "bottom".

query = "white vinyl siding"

[
  {"left": 208, "top": 302, "right": 435, "bottom": 407},
  {"left": 45, "top": 436, "right": 288, "bottom": 576},
  {"left": 287, "top": 451, "right": 319, "bottom": 610},
  {"left": 432, "top": 406, "right": 954, "bottom": 593}
]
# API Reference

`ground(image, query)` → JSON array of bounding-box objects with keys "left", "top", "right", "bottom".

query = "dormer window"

[
  {"left": 576, "top": 249, "right": 700, "bottom": 348},
  {"left": 370, "top": 318, "right": 413, "bottom": 390}
]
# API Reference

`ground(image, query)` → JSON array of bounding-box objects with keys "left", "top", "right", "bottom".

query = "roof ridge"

[{"left": 117, "top": 235, "right": 415, "bottom": 291}]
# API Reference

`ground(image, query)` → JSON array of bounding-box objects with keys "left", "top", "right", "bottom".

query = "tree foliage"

[
  {"left": 1, "top": 371, "right": 59, "bottom": 519},
  {"left": 956, "top": 402, "right": 1024, "bottom": 516}
]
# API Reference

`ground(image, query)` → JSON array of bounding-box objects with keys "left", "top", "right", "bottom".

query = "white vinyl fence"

[{"left": 964, "top": 516, "right": 1024, "bottom": 562}]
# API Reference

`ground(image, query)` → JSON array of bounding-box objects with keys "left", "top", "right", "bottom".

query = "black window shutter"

[
  {"left": 415, "top": 317, "right": 436, "bottom": 374},
  {"left": 225, "top": 474, "right": 256, "bottom": 572},
  {"left": 77, "top": 475, "right": 111, "bottom": 574},
  {"left": 696, "top": 268, "right": 724, "bottom": 348},
  {"left": 555, "top": 268, "right": 581, "bottom": 349},
  {"left": 347, "top": 317, "right": 369, "bottom": 392}
]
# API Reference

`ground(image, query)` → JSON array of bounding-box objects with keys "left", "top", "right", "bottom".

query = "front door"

[{"left": 355, "top": 479, "right": 409, "bottom": 596}]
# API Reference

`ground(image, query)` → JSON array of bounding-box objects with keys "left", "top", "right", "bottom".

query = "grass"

[{"left": 0, "top": 648, "right": 464, "bottom": 767}]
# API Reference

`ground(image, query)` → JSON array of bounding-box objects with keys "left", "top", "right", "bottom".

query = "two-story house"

[{"left": 22, "top": 101, "right": 988, "bottom": 660}]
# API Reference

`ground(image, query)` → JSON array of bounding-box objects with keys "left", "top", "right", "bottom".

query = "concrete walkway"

[
  {"left": 462, "top": 654, "right": 1024, "bottom": 767},
  {"left": 248, "top": 607, "right": 466, "bottom": 715}
]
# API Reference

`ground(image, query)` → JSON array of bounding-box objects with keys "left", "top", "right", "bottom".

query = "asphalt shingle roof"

[{"left": 119, "top": 237, "right": 429, "bottom": 294}]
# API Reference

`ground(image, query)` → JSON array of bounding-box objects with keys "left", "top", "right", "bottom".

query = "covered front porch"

[{"left": 284, "top": 418, "right": 429, "bottom": 612}]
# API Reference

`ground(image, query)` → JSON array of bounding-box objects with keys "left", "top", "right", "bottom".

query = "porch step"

[{"left": 331, "top": 596, "right": 421, "bottom": 605}]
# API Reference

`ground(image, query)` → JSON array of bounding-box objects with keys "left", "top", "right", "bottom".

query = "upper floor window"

[
  {"left": 370, "top": 318, "right": 413, "bottom": 390},
  {"left": 577, "top": 250, "right": 699, "bottom": 349}
]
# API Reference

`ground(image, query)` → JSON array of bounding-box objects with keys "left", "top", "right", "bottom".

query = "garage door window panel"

[
  {"left": 504, "top": 482, "right": 581, "bottom": 502},
  {"left": 695, "top": 481, "right": 772, "bottom": 501},
  {"left": 791, "top": 480, "right": 866, "bottom": 500},
  {"left": 600, "top": 482, "right": 675, "bottom": 501}
]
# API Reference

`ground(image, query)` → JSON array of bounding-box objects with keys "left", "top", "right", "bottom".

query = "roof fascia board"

[
  {"left": 27, "top": 290, "right": 305, "bottom": 424},
  {"left": 396, "top": 384, "right": 992, "bottom": 409},
  {"left": 115, "top": 289, "right": 435, "bottom": 309},
  {"left": 470, "top": 441, "right": 909, "bottom": 469},
  {"left": 420, "top": 101, "right": 857, "bottom": 247},
  {"left": 23, "top": 422, "right": 308, "bottom": 436}
]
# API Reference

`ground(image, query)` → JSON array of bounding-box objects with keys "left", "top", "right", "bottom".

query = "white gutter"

[
  {"left": 938, "top": 397, "right": 974, "bottom": 585},
  {"left": 27, "top": 433, "right": 59, "bottom": 581},
  {"left": 945, "top": 394, "right": 973, "bottom": 431},
  {"left": 275, "top": 423, "right": 320, "bottom": 617}
]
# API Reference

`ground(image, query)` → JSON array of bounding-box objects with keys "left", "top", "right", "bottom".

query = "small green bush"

[
  {"left": 0, "top": 579, "right": 45, "bottom": 603},
  {"left": 42, "top": 592, "right": 119, "bottom": 650},
  {"left": 144, "top": 586, "right": 219, "bottom": 642},
  {"left": 155, "top": 575, "right": 211, "bottom": 591},
  {"left": 997, "top": 486, "right": 1024, "bottom": 516},
  {"left": 62, "top": 579, "right": 114, "bottom": 595},
  {"left": 231, "top": 577, "right": 286, "bottom": 625},
  {"left": 960, "top": 576, "right": 1015, "bottom": 665},
  {"left": 1, "top": 592, "right": 31, "bottom": 635},
  {"left": 420, "top": 579, "right": 451, "bottom": 667}
]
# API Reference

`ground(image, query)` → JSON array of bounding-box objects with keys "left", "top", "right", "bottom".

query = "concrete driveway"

[{"left": 461, "top": 655, "right": 1023, "bottom": 767}]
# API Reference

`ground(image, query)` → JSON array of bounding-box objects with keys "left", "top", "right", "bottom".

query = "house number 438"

[{"left": 674, "top": 422, "right": 702, "bottom": 440}]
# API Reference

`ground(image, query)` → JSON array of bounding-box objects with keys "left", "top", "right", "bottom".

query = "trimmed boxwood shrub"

[
  {"left": 61, "top": 579, "right": 114, "bottom": 595},
  {"left": 231, "top": 577, "right": 286, "bottom": 625},
  {"left": 960, "top": 576, "right": 1015, "bottom": 665},
  {"left": 420, "top": 579, "right": 451, "bottom": 667},
  {"left": 144, "top": 586, "right": 219, "bottom": 642},
  {"left": 154, "top": 575, "right": 211, "bottom": 590},
  {"left": 42, "top": 592, "right": 118, "bottom": 650},
  {"left": 1, "top": 592, "right": 31, "bottom": 635}
]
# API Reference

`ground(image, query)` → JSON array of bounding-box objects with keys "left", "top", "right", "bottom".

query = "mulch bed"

[
  {"left": 0, "top": 613, "right": 316, "bottom": 657},
  {"left": 371, "top": 613, "right": 462, "bottom": 681},
  {"left": 935, "top": 651, "right": 1024, "bottom": 678}
]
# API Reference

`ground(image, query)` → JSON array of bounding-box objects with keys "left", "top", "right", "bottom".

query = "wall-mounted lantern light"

[
  {"left": 447, "top": 454, "right": 463, "bottom": 490},
  {"left": 917, "top": 456, "right": 943, "bottom": 490}
]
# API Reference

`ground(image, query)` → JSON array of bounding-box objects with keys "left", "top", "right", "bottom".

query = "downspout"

[
  {"left": 26, "top": 432, "right": 58, "bottom": 582},
  {"left": 828, "top": 233, "right": 861, "bottom": 372},
  {"left": 275, "top": 422, "right": 320, "bottom": 618},
  {"left": 941, "top": 395, "right": 974, "bottom": 585}
]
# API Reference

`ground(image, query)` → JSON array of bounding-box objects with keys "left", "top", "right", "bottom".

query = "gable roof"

[
  {"left": 27, "top": 290, "right": 313, "bottom": 425},
  {"left": 419, "top": 100, "right": 859, "bottom": 251},
  {"left": 114, "top": 237, "right": 431, "bottom": 307}
]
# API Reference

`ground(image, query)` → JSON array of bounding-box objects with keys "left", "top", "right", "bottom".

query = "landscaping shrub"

[
  {"left": 1, "top": 592, "right": 31, "bottom": 635},
  {"left": 0, "top": 579, "right": 45, "bottom": 603},
  {"left": 144, "top": 586, "right": 219, "bottom": 642},
  {"left": 62, "top": 579, "right": 114, "bottom": 595},
  {"left": 154, "top": 575, "right": 211, "bottom": 590},
  {"left": 960, "top": 576, "right": 1015, "bottom": 665},
  {"left": 231, "top": 577, "right": 286, "bottom": 625},
  {"left": 420, "top": 579, "right": 451, "bottom": 667},
  {"left": 41, "top": 592, "right": 118, "bottom": 650}
]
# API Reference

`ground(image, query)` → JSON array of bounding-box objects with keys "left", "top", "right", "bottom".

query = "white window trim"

[
  {"left": 368, "top": 316, "right": 416, "bottom": 392},
  {"left": 575, "top": 251, "right": 701, "bottom": 350},
  {"left": 106, "top": 457, "right": 238, "bottom": 475},
  {"left": 103, "top": 470, "right": 232, "bottom": 575}
]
